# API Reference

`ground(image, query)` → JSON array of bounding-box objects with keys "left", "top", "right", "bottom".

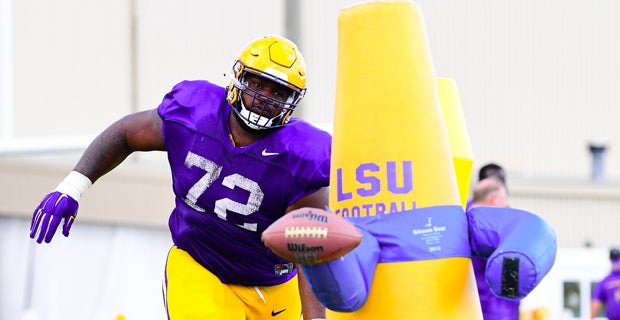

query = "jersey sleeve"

[{"left": 157, "top": 80, "right": 226, "bottom": 136}]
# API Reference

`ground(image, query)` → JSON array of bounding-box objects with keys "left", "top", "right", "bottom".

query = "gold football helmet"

[{"left": 226, "top": 35, "right": 307, "bottom": 130}]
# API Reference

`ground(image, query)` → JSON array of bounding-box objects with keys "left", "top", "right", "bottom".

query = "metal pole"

[{"left": 284, "top": 0, "right": 305, "bottom": 119}]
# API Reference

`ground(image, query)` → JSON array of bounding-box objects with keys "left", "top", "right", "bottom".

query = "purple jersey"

[
  {"left": 472, "top": 256, "right": 520, "bottom": 320},
  {"left": 592, "top": 270, "right": 620, "bottom": 320},
  {"left": 157, "top": 80, "right": 331, "bottom": 286}
]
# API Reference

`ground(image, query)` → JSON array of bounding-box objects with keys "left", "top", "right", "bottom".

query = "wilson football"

[{"left": 261, "top": 207, "right": 363, "bottom": 265}]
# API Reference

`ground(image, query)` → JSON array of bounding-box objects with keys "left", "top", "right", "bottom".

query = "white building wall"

[
  {"left": 510, "top": 178, "right": 620, "bottom": 249},
  {"left": 5, "top": 0, "right": 620, "bottom": 180}
]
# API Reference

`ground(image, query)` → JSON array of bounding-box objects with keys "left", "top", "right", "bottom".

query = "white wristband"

[{"left": 53, "top": 171, "right": 93, "bottom": 201}]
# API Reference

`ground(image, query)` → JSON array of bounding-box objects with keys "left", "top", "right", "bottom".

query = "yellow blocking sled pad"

[{"left": 437, "top": 78, "right": 474, "bottom": 208}]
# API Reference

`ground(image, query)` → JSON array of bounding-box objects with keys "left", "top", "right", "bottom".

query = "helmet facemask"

[{"left": 227, "top": 66, "right": 304, "bottom": 130}]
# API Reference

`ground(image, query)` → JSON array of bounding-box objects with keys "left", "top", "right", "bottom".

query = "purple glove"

[{"left": 30, "top": 191, "right": 79, "bottom": 243}]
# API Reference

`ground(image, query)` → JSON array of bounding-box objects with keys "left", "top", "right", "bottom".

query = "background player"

[
  {"left": 466, "top": 162, "right": 507, "bottom": 211},
  {"left": 591, "top": 248, "right": 620, "bottom": 320},
  {"left": 29, "top": 35, "right": 329, "bottom": 320},
  {"left": 470, "top": 176, "right": 520, "bottom": 320}
]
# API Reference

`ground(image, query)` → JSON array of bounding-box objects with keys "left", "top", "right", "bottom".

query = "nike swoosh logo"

[
  {"left": 271, "top": 309, "right": 286, "bottom": 316},
  {"left": 262, "top": 149, "right": 279, "bottom": 156}
]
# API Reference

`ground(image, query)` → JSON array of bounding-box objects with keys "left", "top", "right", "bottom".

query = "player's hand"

[{"left": 30, "top": 191, "right": 79, "bottom": 243}]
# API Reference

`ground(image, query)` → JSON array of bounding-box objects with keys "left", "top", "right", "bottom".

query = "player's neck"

[{"left": 228, "top": 114, "right": 269, "bottom": 148}]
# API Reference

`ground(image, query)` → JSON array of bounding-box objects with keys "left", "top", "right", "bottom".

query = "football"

[{"left": 262, "top": 207, "right": 363, "bottom": 265}]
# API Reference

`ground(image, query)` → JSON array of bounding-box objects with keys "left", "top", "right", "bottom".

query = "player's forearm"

[
  {"left": 73, "top": 110, "right": 164, "bottom": 183},
  {"left": 298, "top": 267, "right": 326, "bottom": 320},
  {"left": 590, "top": 301, "right": 602, "bottom": 319},
  {"left": 73, "top": 124, "right": 133, "bottom": 183}
]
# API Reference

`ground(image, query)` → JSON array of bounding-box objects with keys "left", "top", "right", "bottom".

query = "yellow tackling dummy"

[{"left": 328, "top": 1, "right": 481, "bottom": 318}]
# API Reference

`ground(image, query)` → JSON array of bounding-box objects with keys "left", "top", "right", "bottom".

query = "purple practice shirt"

[
  {"left": 592, "top": 269, "right": 620, "bottom": 320},
  {"left": 472, "top": 256, "right": 520, "bottom": 320},
  {"left": 157, "top": 80, "right": 331, "bottom": 286}
]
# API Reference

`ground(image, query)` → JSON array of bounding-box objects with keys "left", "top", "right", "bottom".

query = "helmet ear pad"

[
  {"left": 226, "top": 86, "right": 239, "bottom": 106},
  {"left": 225, "top": 61, "right": 245, "bottom": 106}
]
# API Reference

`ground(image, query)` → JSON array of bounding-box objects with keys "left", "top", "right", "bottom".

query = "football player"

[{"left": 29, "top": 35, "right": 330, "bottom": 320}]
